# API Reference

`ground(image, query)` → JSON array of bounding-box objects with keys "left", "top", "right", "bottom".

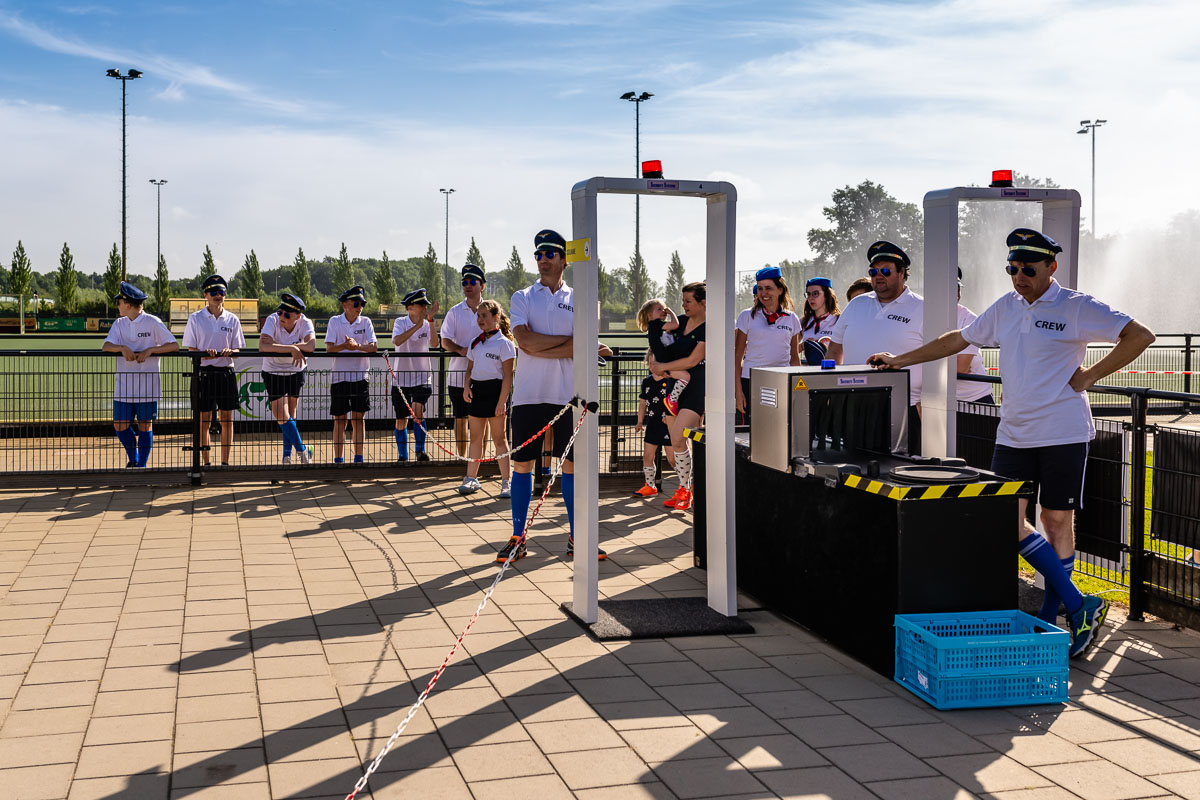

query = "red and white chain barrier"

[{"left": 343, "top": 402, "right": 592, "bottom": 800}]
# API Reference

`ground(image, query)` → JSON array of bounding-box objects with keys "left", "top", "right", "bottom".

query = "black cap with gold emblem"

[
  {"left": 1006, "top": 228, "right": 1062, "bottom": 263},
  {"left": 867, "top": 240, "right": 911, "bottom": 268}
]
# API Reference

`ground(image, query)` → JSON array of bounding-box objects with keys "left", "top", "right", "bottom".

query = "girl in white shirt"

[
  {"left": 800, "top": 276, "right": 841, "bottom": 364},
  {"left": 459, "top": 300, "right": 517, "bottom": 497}
]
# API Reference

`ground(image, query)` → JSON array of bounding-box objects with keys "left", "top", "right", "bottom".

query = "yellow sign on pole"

[{"left": 565, "top": 238, "right": 591, "bottom": 263}]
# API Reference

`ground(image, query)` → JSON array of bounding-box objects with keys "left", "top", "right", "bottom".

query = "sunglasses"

[
  {"left": 867, "top": 266, "right": 894, "bottom": 277},
  {"left": 349, "top": 300, "right": 363, "bottom": 308},
  {"left": 1005, "top": 264, "right": 1039, "bottom": 277},
  {"left": 280, "top": 310, "right": 294, "bottom": 318},
  {"left": 534, "top": 251, "right": 560, "bottom": 261},
  {"left": 461, "top": 278, "right": 480, "bottom": 286},
  {"left": 206, "top": 289, "right": 226, "bottom": 296}
]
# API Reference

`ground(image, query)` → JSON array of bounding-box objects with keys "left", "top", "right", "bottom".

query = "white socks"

[{"left": 675, "top": 447, "right": 693, "bottom": 491}]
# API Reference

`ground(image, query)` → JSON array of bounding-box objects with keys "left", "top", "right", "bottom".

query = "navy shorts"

[
  {"left": 197, "top": 367, "right": 239, "bottom": 412},
  {"left": 511, "top": 403, "right": 574, "bottom": 463},
  {"left": 392, "top": 384, "right": 432, "bottom": 419},
  {"left": 468, "top": 379, "right": 505, "bottom": 419},
  {"left": 262, "top": 371, "right": 306, "bottom": 403},
  {"left": 113, "top": 401, "right": 158, "bottom": 422},
  {"left": 991, "top": 442, "right": 1089, "bottom": 511},
  {"left": 330, "top": 380, "right": 370, "bottom": 416},
  {"left": 447, "top": 385, "right": 470, "bottom": 419}
]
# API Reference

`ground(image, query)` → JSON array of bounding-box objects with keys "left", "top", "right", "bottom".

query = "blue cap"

[
  {"left": 1007, "top": 228, "right": 1062, "bottom": 262},
  {"left": 803, "top": 339, "right": 828, "bottom": 366},
  {"left": 201, "top": 274, "right": 228, "bottom": 293},
  {"left": 114, "top": 281, "right": 147, "bottom": 303},
  {"left": 278, "top": 293, "right": 305, "bottom": 313},
  {"left": 402, "top": 288, "right": 430, "bottom": 306},
  {"left": 806, "top": 277, "right": 832, "bottom": 289},
  {"left": 534, "top": 229, "right": 566, "bottom": 253},
  {"left": 338, "top": 285, "right": 366, "bottom": 303},
  {"left": 755, "top": 266, "right": 782, "bottom": 282}
]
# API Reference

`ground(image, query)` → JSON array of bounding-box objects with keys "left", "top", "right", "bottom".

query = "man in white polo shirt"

[
  {"left": 182, "top": 274, "right": 245, "bottom": 467},
  {"left": 101, "top": 281, "right": 179, "bottom": 467},
  {"left": 828, "top": 240, "right": 925, "bottom": 453},
  {"left": 325, "top": 285, "right": 377, "bottom": 464},
  {"left": 868, "top": 228, "right": 1155, "bottom": 659},
  {"left": 439, "top": 263, "right": 487, "bottom": 456},
  {"left": 496, "top": 228, "right": 605, "bottom": 564}
]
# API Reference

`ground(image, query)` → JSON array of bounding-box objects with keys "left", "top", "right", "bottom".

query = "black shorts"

[
  {"left": 197, "top": 367, "right": 238, "bottom": 412},
  {"left": 468, "top": 379, "right": 505, "bottom": 418},
  {"left": 447, "top": 385, "right": 470, "bottom": 419},
  {"left": 644, "top": 418, "right": 672, "bottom": 447},
  {"left": 991, "top": 442, "right": 1089, "bottom": 511},
  {"left": 262, "top": 371, "right": 306, "bottom": 403},
  {"left": 511, "top": 403, "right": 574, "bottom": 463},
  {"left": 392, "top": 384, "right": 432, "bottom": 419},
  {"left": 330, "top": 380, "right": 370, "bottom": 417},
  {"left": 739, "top": 377, "right": 752, "bottom": 424},
  {"left": 908, "top": 404, "right": 922, "bottom": 456},
  {"left": 678, "top": 370, "right": 705, "bottom": 415}
]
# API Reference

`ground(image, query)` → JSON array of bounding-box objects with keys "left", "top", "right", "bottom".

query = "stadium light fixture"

[
  {"left": 1076, "top": 119, "right": 1107, "bottom": 236},
  {"left": 619, "top": 90, "right": 654, "bottom": 272},
  {"left": 107, "top": 68, "right": 143, "bottom": 281}
]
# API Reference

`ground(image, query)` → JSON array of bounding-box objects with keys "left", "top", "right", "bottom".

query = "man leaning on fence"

[
  {"left": 869, "top": 228, "right": 1156, "bottom": 660},
  {"left": 101, "top": 281, "right": 179, "bottom": 467}
]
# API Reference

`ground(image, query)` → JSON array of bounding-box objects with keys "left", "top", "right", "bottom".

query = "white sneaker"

[
  {"left": 296, "top": 446, "right": 312, "bottom": 465},
  {"left": 282, "top": 455, "right": 292, "bottom": 465},
  {"left": 499, "top": 480, "right": 512, "bottom": 499},
  {"left": 457, "top": 477, "right": 481, "bottom": 495}
]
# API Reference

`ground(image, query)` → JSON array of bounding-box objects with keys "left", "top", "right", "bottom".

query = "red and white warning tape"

[{"left": 343, "top": 403, "right": 591, "bottom": 800}]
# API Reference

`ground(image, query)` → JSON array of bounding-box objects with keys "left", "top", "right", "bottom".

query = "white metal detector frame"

[
  {"left": 922, "top": 186, "right": 1081, "bottom": 458},
  {"left": 569, "top": 176, "right": 738, "bottom": 624}
]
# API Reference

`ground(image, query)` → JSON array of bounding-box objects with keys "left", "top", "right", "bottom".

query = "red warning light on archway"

[
  {"left": 990, "top": 169, "right": 1014, "bottom": 188},
  {"left": 642, "top": 160, "right": 663, "bottom": 179}
]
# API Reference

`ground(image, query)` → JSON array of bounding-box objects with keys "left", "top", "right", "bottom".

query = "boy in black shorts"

[
  {"left": 634, "top": 352, "right": 675, "bottom": 496},
  {"left": 325, "top": 285, "right": 377, "bottom": 463}
]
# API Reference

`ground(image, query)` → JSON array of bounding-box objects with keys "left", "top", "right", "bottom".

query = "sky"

[{"left": 1, "top": 0, "right": 1199, "bottom": 296}]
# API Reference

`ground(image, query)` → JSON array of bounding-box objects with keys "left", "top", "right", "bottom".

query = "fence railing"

[
  {"left": 0, "top": 349, "right": 657, "bottom": 485},
  {"left": 957, "top": 374, "right": 1200, "bottom": 630}
]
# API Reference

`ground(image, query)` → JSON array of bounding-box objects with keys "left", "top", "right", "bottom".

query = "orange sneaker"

[
  {"left": 634, "top": 483, "right": 658, "bottom": 497},
  {"left": 672, "top": 489, "right": 693, "bottom": 511},
  {"left": 664, "top": 487, "right": 687, "bottom": 508}
]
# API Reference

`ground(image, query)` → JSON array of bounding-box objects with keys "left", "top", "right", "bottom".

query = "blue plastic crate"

[{"left": 894, "top": 610, "right": 1069, "bottom": 710}]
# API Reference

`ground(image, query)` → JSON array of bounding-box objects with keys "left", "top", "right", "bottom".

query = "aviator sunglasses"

[
  {"left": 1005, "top": 264, "right": 1040, "bottom": 278},
  {"left": 461, "top": 278, "right": 480, "bottom": 286},
  {"left": 206, "top": 289, "right": 226, "bottom": 296},
  {"left": 867, "top": 266, "right": 894, "bottom": 277},
  {"left": 534, "top": 251, "right": 560, "bottom": 261}
]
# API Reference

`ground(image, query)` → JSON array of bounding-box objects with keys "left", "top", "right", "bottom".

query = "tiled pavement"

[{"left": 1, "top": 479, "right": 1199, "bottom": 800}]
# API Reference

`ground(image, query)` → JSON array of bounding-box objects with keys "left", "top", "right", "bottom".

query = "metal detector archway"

[
  {"left": 569, "top": 177, "right": 738, "bottom": 624},
  {"left": 922, "top": 186, "right": 1081, "bottom": 457}
]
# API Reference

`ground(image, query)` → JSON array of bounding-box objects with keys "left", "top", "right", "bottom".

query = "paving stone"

[
  {"left": 1083, "top": 737, "right": 1200, "bottom": 775},
  {"left": 651, "top": 754, "right": 767, "bottom": 798},
  {"left": 688, "top": 705, "right": 789, "bottom": 739},
  {"left": 756, "top": 765, "right": 881, "bottom": 799},
  {"left": 835, "top": 696, "right": 938, "bottom": 727},
  {"left": 74, "top": 740, "right": 173, "bottom": 779},
  {"left": 929, "top": 753, "right": 1057, "bottom": 794},
  {"left": 1026, "top": 709, "right": 1142, "bottom": 744},
  {"left": 867, "top": 775, "right": 977, "bottom": 800},
  {"left": 718, "top": 733, "right": 828, "bottom": 771},
  {"left": 468, "top": 773, "right": 576, "bottom": 800},
  {"left": 879, "top": 722, "right": 995, "bottom": 758},
  {"left": 369, "top": 765, "right": 474, "bottom": 799},
  {"left": 451, "top": 740, "right": 554, "bottom": 782},
  {"left": 978, "top": 731, "right": 1098, "bottom": 767},
  {"left": 525, "top": 717, "right": 626, "bottom": 754},
  {"left": 1147, "top": 770, "right": 1200, "bottom": 800},
  {"left": 821, "top": 742, "right": 938, "bottom": 782},
  {"left": 1033, "top": 759, "right": 1168, "bottom": 800},
  {"left": 0, "top": 764, "right": 76, "bottom": 800}
]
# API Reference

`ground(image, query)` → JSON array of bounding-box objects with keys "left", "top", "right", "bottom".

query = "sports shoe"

[
  {"left": 634, "top": 483, "right": 658, "bottom": 497},
  {"left": 457, "top": 477, "right": 481, "bottom": 495},
  {"left": 416, "top": 451, "right": 431, "bottom": 462},
  {"left": 1068, "top": 595, "right": 1110, "bottom": 659},
  {"left": 664, "top": 487, "right": 688, "bottom": 508},
  {"left": 296, "top": 447, "right": 312, "bottom": 465},
  {"left": 566, "top": 541, "right": 607, "bottom": 560},
  {"left": 663, "top": 395, "right": 680, "bottom": 416},
  {"left": 495, "top": 537, "right": 527, "bottom": 563},
  {"left": 541, "top": 466, "right": 551, "bottom": 476},
  {"left": 282, "top": 455, "right": 292, "bottom": 465},
  {"left": 499, "top": 480, "right": 512, "bottom": 499},
  {"left": 672, "top": 489, "right": 693, "bottom": 511},
  {"left": 396, "top": 454, "right": 408, "bottom": 463}
]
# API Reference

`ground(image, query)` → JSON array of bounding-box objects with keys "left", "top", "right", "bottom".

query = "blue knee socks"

[
  {"left": 1020, "top": 533, "right": 1083, "bottom": 617},
  {"left": 117, "top": 427, "right": 137, "bottom": 463},
  {"left": 561, "top": 474, "right": 575, "bottom": 542},
  {"left": 394, "top": 426, "right": 408, "bottom": 459},
  {"left": 511, "top": 471, "right": 534, "bottom": 541},
  {"left": 279, "top": 422, "right": 293, "bottom": 457},
  {"left": 1038, "top": 555, "right": 1075, "bottom": 624},
  {"left": 285, "top": 419, "right": 305, "bottom": 453},
  {"left": 414, "top": 421, "right": 426, "bottom": 453},
  {"left": 136, "top": 429, "right": 153, "bottom": 467}
]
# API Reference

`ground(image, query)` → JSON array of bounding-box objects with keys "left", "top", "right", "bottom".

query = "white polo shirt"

[
  {"left": 831, "top": 287, "right": 924, "bottom": 406},
  {"left": 467, "top": 331, "right": 518, "bottom": 382},
  {"left": 440, "top": 298, "right": 482, "bottom": 388},
  {"left": 510, "top": 280, "right": 574, "bottom": 406},
  {"left": 801, "top": 312, "right": 839, "bottom": 343},
  {"left": 104, "top": 311, "right": 176, "bottom": 401},
  {"left": 956, "top": 305, "right": 993, "bottom": 402},
  {"left": 325, "top": 313, "right": 377, "bottom": 383},
  {"left": 182, "top": 306, "right": 245, "bottom": 368},
  {"left": 735, "top": 307, "right": 799, "bottom": 379},
  {"left": 391, "top": 316, "right": 434, "bottom": 387},
  {"left": 962, "top": 280, "right": 1131, "bottom": 448},
  {"left": 260, "top": 312, "right": 315, "bottom": 375}
]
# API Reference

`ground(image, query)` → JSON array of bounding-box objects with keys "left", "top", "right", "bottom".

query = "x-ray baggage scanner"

[
  {"left": 568, "top": 176, "right": 738, "bottom": 625},
  {"left": 922, "top": 181, "right": 1081, "bottom": 457}
]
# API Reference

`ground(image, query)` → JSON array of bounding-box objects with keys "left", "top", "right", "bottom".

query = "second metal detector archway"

[
  {"left": 568, "top": 176, "right": 738, "bottom": 625},
  {"left": 922, "top": 185, "right": 1081, "bottom": 457}
]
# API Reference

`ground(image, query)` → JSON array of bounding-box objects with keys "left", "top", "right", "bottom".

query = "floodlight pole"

[
  {"left": 107, "top": 69, "right": 142, "bottom": 280},
  {"left": 1077, "top": 119, "right": 1107, "bottom": 236},
  {"left": 440, "top": 188, "right": 455, "bottom": 302},
  {"left": 620, "top": 92, "right": 653, "bottom": 267},
  {"left": 150, "top": 179, "right": 167, "bottom": 278}
]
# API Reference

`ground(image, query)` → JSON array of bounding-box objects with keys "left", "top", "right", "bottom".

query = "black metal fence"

[
  {"left": 957, "top": 375, "right": 1200, "bottom": 630},
  {"left": 0, "top": 350, "right": 657, "bottom": 485}
]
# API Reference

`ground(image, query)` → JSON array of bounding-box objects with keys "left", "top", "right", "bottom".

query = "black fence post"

[
  {"left": 1184, "top": 334, "right": 1193, "bottom": 412},
  {"left": 189, "top": 353, "right": 203, "bottom": 486},
  {"left": 608, "top": 357, "right": 621, "bottom": 473},
  {"left": 1128, "top": 390, "right": 1149, "bottom": 621}
]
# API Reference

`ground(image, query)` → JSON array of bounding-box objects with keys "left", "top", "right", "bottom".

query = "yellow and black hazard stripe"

[
  {"left": 683, "top": 428, "right": 705, "bottom": 444},
  {"left": 842, "top": 473, "right": 1032, "bottom": 501}
]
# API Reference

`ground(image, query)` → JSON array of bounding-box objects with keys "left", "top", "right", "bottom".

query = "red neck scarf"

[
  {"left": 472, "top": 328, "right": 501, "bottom": 349},
  {"left": 764, "top": 310, "right": 786, "bottom": 325}
]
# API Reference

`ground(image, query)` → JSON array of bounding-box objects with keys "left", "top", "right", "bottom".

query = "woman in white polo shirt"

[
  {"left": 799, "top": 276, "right": 841, "bottom": 365},
  {"left": 459, "top": 300, "right": 517, "bottom": 497},
  {"left": 259, "top": 292, "right": 316, "bottom": 464},
  {"left": 734, "top": 266, "right": 801, "bottom": 423}
]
